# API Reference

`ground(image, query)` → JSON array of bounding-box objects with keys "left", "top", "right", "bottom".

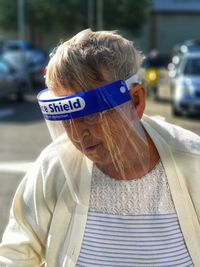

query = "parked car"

[
  {"left": 143, "top": 50, "right": 170, "bottom": 100},
  {"left": 168, "top": 39, "right": 200, "bottom": 79},
  {"left": 170, "top": 52, "right": 200, "bottom": 116},
  {"left": 2, "top": 40, "right": 48, "bottom": 87},
  {"left": 0, "top": 57, "right": 30, "bottom": 100}
]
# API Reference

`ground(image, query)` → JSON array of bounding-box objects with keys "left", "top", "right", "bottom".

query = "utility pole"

[
  {"left": 88, "top": 0, "right": 103, "bottom": 30},
  {"left": 18, "top": 0, "right": 32, "bottom": 91},
  {"left": 18, "top": 0, "right": 25, "bottom": 41},
  {"left": 88, "top": 0, "right": 95, "bottom": 29},
  {"left": 96, "top": 0, "right": 103, "bottom": 30}
]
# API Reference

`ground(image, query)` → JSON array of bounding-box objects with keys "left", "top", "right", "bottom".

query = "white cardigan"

[{"left": 0, "top": 115, "right": 200, "bottom": 267}]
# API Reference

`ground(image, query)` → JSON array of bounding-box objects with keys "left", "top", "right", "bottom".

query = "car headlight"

[{"left": 176, "top": 81, "right": 191, "bottom": 96}]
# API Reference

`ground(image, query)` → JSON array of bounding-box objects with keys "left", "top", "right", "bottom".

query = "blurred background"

[{"left": 0, "top": 0, "right": 200, "bottom": 240}]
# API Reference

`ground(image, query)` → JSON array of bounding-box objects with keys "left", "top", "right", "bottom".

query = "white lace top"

[
  {"left": 89, "top": 161, "right": 175, "bottom": 215},
  {"left": 76, "top": 161, "right": 193, "bottom": 267}
]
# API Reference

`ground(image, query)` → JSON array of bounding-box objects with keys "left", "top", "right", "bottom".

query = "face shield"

[{"left": 37, "top": 74, "right": 150, "bottom": 204}]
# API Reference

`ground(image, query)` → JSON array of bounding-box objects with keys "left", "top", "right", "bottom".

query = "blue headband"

[{"left": 37, "top": 75, "right": 138, "bottom": 121}]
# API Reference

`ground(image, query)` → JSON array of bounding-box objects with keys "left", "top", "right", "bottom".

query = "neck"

[{"left": 96, "top": 130, "right": 160, "bottom": 180}]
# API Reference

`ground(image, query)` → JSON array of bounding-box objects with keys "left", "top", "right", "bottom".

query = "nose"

[{"left": 69, "top": 119, "right": 91, "bottom": 142}]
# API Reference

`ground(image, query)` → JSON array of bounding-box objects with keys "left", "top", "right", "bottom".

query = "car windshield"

[
  {"left": 6, "top": 41, "right": 36, "bottom": 51},
  {"left": 144, "top": 55, "right": 169, "bottom": 69},
  {"left": 183, "top": 58, "right": 200, "bottom": 75}
]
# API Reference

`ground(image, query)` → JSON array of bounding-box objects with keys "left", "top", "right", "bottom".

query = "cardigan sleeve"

[{"left": 0, "top": 151, "right": 58, "bottom": 267}]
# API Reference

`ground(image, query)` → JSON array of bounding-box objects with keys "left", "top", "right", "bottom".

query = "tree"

[
  {"left": 0, "top": 0, "right": 88, "bottom": 43},
  {"left": 0, "top": 0, "right": 18, "bottom": 30},
  {"left": 104, "top": 0, "right": 151, "bottom": 35},
  {"left": 0, "top": 0, "right": 151, "bottom": 43}
]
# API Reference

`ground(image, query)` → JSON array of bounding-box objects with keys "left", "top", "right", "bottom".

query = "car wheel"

[
  {"left": 172, "top": 104, "right": 182, "bottom": 116},
  {"left": 153, "top": 87, "right": 159, "bottom": 101},
  {"left": 147, "top": 85, "right": 158, "bottom": 100},
  {"left": 16, "top": 83, "right": 27, "bottom": 101},
  {"left": 151, "top": 86, "right": 159, "bottom": 101}
]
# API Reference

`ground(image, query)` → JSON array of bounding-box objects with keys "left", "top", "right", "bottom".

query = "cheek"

[
  {"left": 100, "top": 118, "right": 127, "bottom": 148},
  {"left": 110, "top": 126, "right": 126, "bottom": 147},
  {"left": 89, "top": 124, "right": 104, "bottom": 138},
  {"left": 65, "top": 123, "right": 105, "bottom": 146}
]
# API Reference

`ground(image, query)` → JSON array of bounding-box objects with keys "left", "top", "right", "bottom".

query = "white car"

[
  {"left": 0, "top": 57, "right": 30, "bottom": 101},
  {"left": 2, "top": 40, "right": 48, "bottom": 86},
  {"left": 171, "top": 52, "right": 200, "bottom": 116}
]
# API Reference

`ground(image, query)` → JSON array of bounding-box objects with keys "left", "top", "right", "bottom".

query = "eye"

[
  {"left": 84, "top": 114, "right": 100, "bottom": 125},
  {"left": 63, "top": 120, "right": 72, "bottom": 129}
]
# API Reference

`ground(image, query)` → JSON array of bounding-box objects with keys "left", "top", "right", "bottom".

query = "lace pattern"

[{"left": 89, "top": 161, "right": 176, "bottom": 215}]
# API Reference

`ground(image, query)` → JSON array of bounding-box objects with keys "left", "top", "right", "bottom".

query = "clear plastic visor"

[{"left": 37, "top": 75, "right": 151, "bottom": 203}]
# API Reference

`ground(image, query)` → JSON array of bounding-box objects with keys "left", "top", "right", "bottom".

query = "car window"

[
  {"left": 144, "top": 55, "right": 169, "bottom": 69},
  {"left": 0, "top": 61, "right": 10, "bottom": 74},
  {"left": 183, "top": 58, "right": 200, "bottom": 75},
  {"left": 6, "top": 41, "right": 36, "bottom": 51}
]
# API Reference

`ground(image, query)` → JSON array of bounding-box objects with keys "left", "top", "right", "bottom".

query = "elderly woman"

[{"left": 0, "top": 29, "right": 199, "bottom": 267}]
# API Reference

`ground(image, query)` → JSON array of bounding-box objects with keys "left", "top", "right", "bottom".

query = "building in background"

[{"left": 149, "top": 0, "right": 200, "bottom": 54}]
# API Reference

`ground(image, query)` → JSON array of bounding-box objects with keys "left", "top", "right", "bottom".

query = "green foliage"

[
  {"left": 25, "top": 0, "right": 87, "bottom": 30},
  {"left": 0, "top": 0, "right": 151, "bottom": 37},
  {"left": 104, "top": 0, "right": 151, "bottom": 34},
  {"left": 0, "top": 0, "right": 18, "bottom": 30}
]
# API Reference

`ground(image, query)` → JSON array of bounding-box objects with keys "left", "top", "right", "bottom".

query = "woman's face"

[
  {"left": 55, "top": 85, "right": 135, "bottom": 169},
  {"left": 64, "top": 105, "right": 134, "bottom": 168}
]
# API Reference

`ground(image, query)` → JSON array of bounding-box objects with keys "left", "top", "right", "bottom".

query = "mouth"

[{"left": 84, "top": 143, "right": 101, "bottom": 152}]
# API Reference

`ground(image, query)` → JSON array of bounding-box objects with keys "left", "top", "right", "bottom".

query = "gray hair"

[{"left": 46, "top": 29, "right": 144, "bottom": 92}]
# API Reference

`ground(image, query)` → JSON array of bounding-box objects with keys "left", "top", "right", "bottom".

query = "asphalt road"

[{"left": 0, "top": 90, "right": 199, "bottom": 240}]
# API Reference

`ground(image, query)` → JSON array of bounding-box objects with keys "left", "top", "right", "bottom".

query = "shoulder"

[
  {"left": 28, "top": 135, "right": 85, "bottom": 200},
  {"left": 143, "top": 114, "right": 200, "bottom": 155}
]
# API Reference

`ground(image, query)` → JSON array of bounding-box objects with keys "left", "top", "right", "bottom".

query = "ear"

[{"left": 129, "top": 84, "right": 146, "bottom": 119}]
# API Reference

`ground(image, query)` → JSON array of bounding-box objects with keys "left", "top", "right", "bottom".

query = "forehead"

[
  {"left": 54, "top": 86, "right": 80, "bottom": 97},
  {"left": 53, "top": 80, "right": 110, "bottom": 97}
]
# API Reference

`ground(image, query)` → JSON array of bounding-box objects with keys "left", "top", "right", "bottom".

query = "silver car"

[
  {"left": 171, "top": 52, "right": 200, "bottom": 116},
  {"left": 0, "top": 57, "right": 30, "bottom": 101},
  {"left": 2, "top": 40, "right": 48, "bottom": 86}
]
